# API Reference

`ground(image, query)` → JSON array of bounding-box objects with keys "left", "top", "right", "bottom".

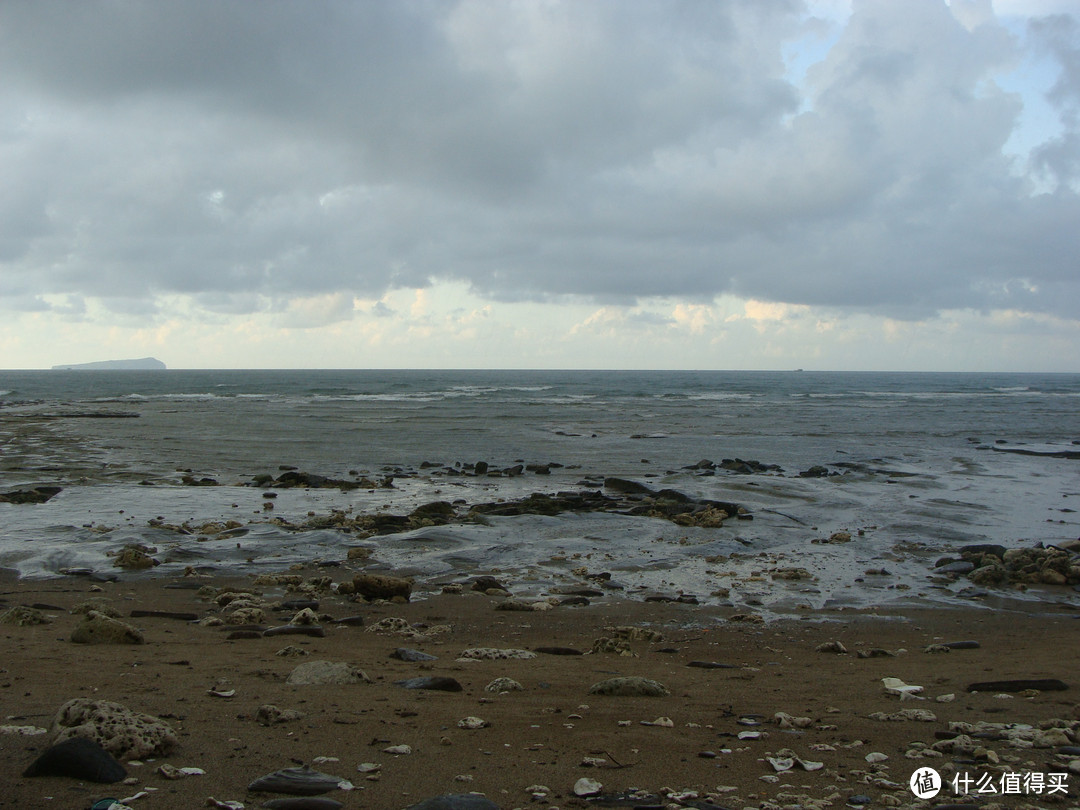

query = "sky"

[{"left": 1, "top": 0, "right": 1079, "bottom": 371}]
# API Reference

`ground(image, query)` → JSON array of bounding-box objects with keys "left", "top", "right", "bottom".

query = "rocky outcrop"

[{"left": 936, "top": 542, "right": 1080, "bottom": 588}]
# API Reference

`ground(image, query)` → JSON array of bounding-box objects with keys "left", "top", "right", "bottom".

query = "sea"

[{"left": 1, "top": 369, "right": 1078, "bottom": 617}]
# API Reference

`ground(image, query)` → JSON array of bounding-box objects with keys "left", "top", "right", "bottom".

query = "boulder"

[
  {"left": 286, "top": 660, "right": 371, "bottom": 686},
  {"left": 50, "top": 698, "right": 177, "bottom": 760},
  {"left": 587, "top": 676, "right": 670, "bottom": 697},
  {"left": 0, "top": 606, "right": 50, "bottom": 626},
  {"left": 351, "top": 573, "right": 413, "bottom": 601},
  {"left": 70, "top": 611, "right": 144, "bottom": 644}
]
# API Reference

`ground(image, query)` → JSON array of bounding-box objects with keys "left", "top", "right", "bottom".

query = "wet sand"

[{"left": 2, "top": 571, "right": 1078, "bottom": 810}]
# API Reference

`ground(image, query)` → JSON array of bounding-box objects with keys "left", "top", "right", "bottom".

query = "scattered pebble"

[{"left": 573, "top": 777, "right": 603, "bottom": 796}]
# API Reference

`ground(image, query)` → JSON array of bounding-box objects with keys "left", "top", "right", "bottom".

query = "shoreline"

[{"left": 2, "top": 570, "right": 1078, "bottom": 809}]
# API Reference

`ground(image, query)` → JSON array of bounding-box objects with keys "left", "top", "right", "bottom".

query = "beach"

[
  {"left": 2, "top": 569, "right": 1078, "bottom": 810},
  {"left": 2, "top": 370, "right": 1079, "bottom": 808}
]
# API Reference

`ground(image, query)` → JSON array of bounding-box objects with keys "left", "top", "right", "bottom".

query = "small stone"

[
  {"left": 641, "top": 716, "right": 674, "bottom": 727},
  {"left": 289, "top": 608, "right": 321, "bottom": 626},
  {"left": 276, "top": 645, "right": 311, "bottom": 657},
  {"left": 0, "top": 606, "right": 50, "bottom": 626},
  {"left": 483, "top": 677, "right": 524, "bottom": 693},
  {"left": 588, "top": 676, "right": 670, "bottom": 697},
  {"left": 351, "top": 573, "right": 413, "bottom": 601},
  {"left": 70, "top": 610, "right": 144, "bottom": 644},
  {"left": 394, "top": 676, "right": 463, "bottom": 692},
  {"left": 286, "top": 661, "right": 371, "bottom": 686},
  {"left": 247, "top": 765, "right": 348, "bottom": 795},
  {"left": 257, "top": 704, "right": 305, "bottom": 724},
  {"left": 383, "top": 744, "right": 412, "bottom": 755},
  {"left": 457, "top": 716, "right": 488, "bottom": 729},
  {"left": 816, "top": 640, "right": 847, "bottom": 654},
  {"left": 458, "top": 648, "right": 536, "bottom": 660},
  {"left": 111, "top": 544, "right": 159, "bottom": 569},
  {"left": 573, "top": 777, "right": 603, "bottom": 796}
]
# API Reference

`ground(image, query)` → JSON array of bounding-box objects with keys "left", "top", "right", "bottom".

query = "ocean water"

[{"left": 1, "top": 369, "right": 1078, "bottom": 616}]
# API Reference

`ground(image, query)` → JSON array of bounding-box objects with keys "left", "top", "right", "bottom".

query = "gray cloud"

[{"left": 0, "top": 0, "right": 1077, "bottom": 323}]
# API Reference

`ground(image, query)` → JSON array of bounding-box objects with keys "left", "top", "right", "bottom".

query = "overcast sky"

[{"left": 1, "top": 0, "right": 1078, "bottom": 371}]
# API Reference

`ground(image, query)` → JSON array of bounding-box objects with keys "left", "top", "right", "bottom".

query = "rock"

[
  {"left": 607, "top": 626, "right": 664, "bottom": 642},
  {"left": 157, "top": 763, "right": 205, "bottom": 779},
  {"left": 816, "top": 641, "right": 848, "bottom": 654},
  {"left": 969, "top": 563, "right": 1008, "bottom": 585},
  {"left": 22, "top": 736, "right": 127, "bottom": 782},
  {"left": 0, "top": 605, "right": 50, "bottom": 625},
  {"left": 111, "top": 543, "right": 160, "bottom": 569},
  {"left": 590, "top": 637, "right": 634, "bottom": 656},
  {"left": 404, "top": 795, "right": 502, "bottom": 810},
  {"left": 935, "top": 561, "right": 976, "bottom": 575},
  {"left": 289, "top": 608, "right": 321, "bottom": 625},
  {"left": 458, "top": 648, "right": 536, "bottom": 660},
  {"left": 257, "top": 705, "right": 305, "bottom": 724},
  {"left": 882, "top": 677, "right": 924, "bottom": 698},
  {"left": 686, "top": 661, "right": 738, "bottom": 669},
  {"left": 484, "top": 677, "right": 524, "bottom": 693},
  {"left": 574, "top": 777, "right": 603, "bottom": 796},
  {"left": 868, "top": 709, "right": 937, "bottom": 722},
  {"left": 391, "top": 648, "right": 438, "bottom": 662},
  {"left": 383, "top": 744, "right": 412, "bottom": 755},
  {"left": 960, "top": 543, "right": 1007, "bottom": 559},
  {"left": 351, "top": 573, "right": 413, "bottom": 601},
  {"left": 366, "top": 617, "right": 417, "bottom": 634},
  {"left": 495, "top": 599, "right": 551, "bottom": 611},
  {"left": 603, "top": 477, "right": 655, "bottom": 494},
  {"left": 264, "top": 625, "right": 326, "bottom": 638},
  {"left": 966, "top": 678, "right": 1068, "bottom": 693},
  {"left": 286, "top": 661, "right": 372, "bottom": 686},
  {"left": 774, "top": 712, "right": 814, "bottom": 729},
  {"left": 276, "top": 645, "right": 310, "bottom": 657},
  {"left": 587, "top": 676, "right": 670, "bottom": 697},
  {"left": 457, "top": 716, "right": 488, "bottom": 729},
  {"left": 0, "top": 485, "right": 62, "bottom": 504},
  {"left": 248, "top": 765, "right": 349, "bottom": 795},
  {"left": 262, "top": 798, "right": 346, "bottom": 810},
  {"left": 394, "top": 677, "right": 464, "bottom": 692},
  {"left": 469, "top": 575, "right": 507, "bottom": 592},
  {"left": 410, "top": 501, "right": 456, "bottom": 522},
  {"left": 71, "top": 610, "right": 144, "bottom": 644},
  {"left": 129, "top": 609, "right": 199, "bottom": 620},
  {"left": 50, "top": 698, "right": 177, "bottom": 760},
  {"left": 225, "top": 606, "right": 266, "bottom": 625}
]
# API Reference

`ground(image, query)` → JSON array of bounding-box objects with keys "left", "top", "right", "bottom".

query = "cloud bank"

[{"left": 1, "top": 0, "right": 1078, "bottom": 368}]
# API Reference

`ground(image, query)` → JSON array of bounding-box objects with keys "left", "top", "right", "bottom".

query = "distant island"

[{"left": 52, "top": 357, "right": 167, "bottom": 371}]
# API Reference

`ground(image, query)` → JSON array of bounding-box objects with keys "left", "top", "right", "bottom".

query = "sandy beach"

[{"left": 2, "top": 569, "right": 1078, "bottom": 810}]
